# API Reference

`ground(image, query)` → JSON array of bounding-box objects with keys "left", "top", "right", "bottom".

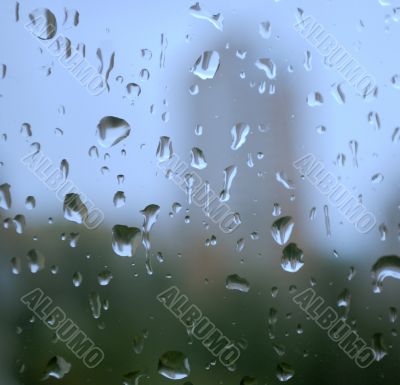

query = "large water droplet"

[
  {"left": 281, "top": 243, "right": 304, "bottom": 273},
  {"left": 63, "top": 193, "right": 88, "bottom": 224},
  {"left": 371, "top": 255, "right": 400, "bottom": 293},
  {"left": 158, "top": 351, "right": 190, "bottom": 380},
  {"left": 42, "top": 356, "right": 71, "bottom": 380},
  {"left": 96, "top": 116, "right": 131, "bottom": 148},
  {"left": 226, "top": 274, "right": 250, "bottom": 292},
  {"left": 190, "top": 147, "right": 207, "bottom": 169},
  {"left": 112, "top": 225, "right": 141, "bottom": 257},
  {"left": 271, "top": 216, "right": 294, "bottom": 246},
  {"left": 28, "top": 8, "right": 57, "bottom": 40},
  {"left": 192, "top": 51, "right": 220, "bottom": 80},
  {"left": 156, "top": 136, "right": 173, "bottom": 163},
  {"left": 276, "top": 362, "right": 295, "bottom": 382}
]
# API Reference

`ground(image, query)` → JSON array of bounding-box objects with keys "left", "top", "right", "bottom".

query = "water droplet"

[
  {"left": 391, "top": 74, "right": 400, "bottom": 89},
  {"left": 28, "top": 8, "right": 57, "bottom": 40},
  {"left": 112, "top": 225, "right": 141, "bottom": 257},
  {"left": 123, "top": 370, "right": 147, "bottom": 385},
  {"left": 276, "top": 362, "right": 295, "bottom": 382},
  {"left": 189, "top": 2, "right": 224, "bottom": 31},
  {"left": 156, "top": 136, "right": 173, "bottom": 163},
  {"left": 371, "top": 333, "right": 387, "bottom": 361},
  {"left": 255, "top": 58, "right": 276, "bottom": 79},
  {"left": 276, "top": 171, "right": 295, "bottom": 190},
  {"left": 273, "top": 343, "right": 286, "bottom": 357},
  {"left": 236, "top": 50, "right": 247, "bottom": 60},
  {"left": 309, "top": 207, "right": 316, "bottom": 220},
  {"left": 281, "top": 243, "right": 304, "bottom": 273},
  {"left": 13, "top": 214, "right": 25, "bottom": 234},
  {"left": 126, "top": 83, "right": 141, "bottom": 99},
  {"left": 371, "top": 173, "right": 384, "bottom": 184},
  {"left": 20, "top": 123, "right": 32, "bottom": 137},
  {"left": 259, "top": 21, "right": 272, "bottom": 39},
  {"left": 304, "top": 50, "right": 312, "bottom": 71},
  {"left": 192, "top": 51, "right": 220, "bottom": 80},
  {"left": 62, "top": 8, "right": 79, "bottom": 28},
  {"left": 273, "top": 203, "right": 282, "bottom": 217},
  {"left": 10, "top": 256, "right": 21, "bottom": 274},
  {"left": 389, "top": 307, "right": 397, "bottom": 323},
  {"left": 371, "top": 255, "right": 400, "bottom": 293},
  {"left": 323, "top": 205, "right": 331, "bottom": 237},
  {"left": 60, "top": 159, "right": 69, "bottom": 180},
  {"left": 140, "top": 68, "right": 150, "bottom": 80},
  {"left": 336, "top": 153, "right": 346, "bottom": 167},
  {"left": 349, "top": 140, "right": 359, "bottom": 168},
  {"left": 96, "top": 116, "right": 131, "bottom": 148},
  {"left": 42, "top": 356, "right": 71, "bottom": 380},
  {"left": 113, "top": 191, "right": 126, "bottom": 208},
  {"left": 0, "top": 183, "right": 12, "bottom": 209},
  {"left": 331, "top": 83, "right": 346, "bottom": 104},
  {"left": 97, "top": 269, "right": 113, "bottom": 286},
  {"left": 27, "top": 249, "right": 45, "bottom": 273},
  {"left": 158, "top": 351, "right": 190, "bottom": 380},
  {"left": 88, "top": 145, "right": 99, "bottom": 158},
  {"left": 379, "top": 223, "right": 387, "bottom": 241},
  {"left": 63, "top": 193, "right": 88, "bottom": 224},
  {"left": 231, "top": 123, "right": 250, "bottom": 150},
  {"left": 307, "top": 92, "right": 323, "bottom": 107},
  {"left": 89, "top": 292, "right": 101, "bottom": 319},
  {"left": 368, "top": 111, "right": 381, "bottom": 130},
  {"left": 141, "top": 204, "right": 160, "bottom": 275},
  {"left": 347, "top": 266, "right": 356, "bottom": 281},
  {"left": 190, "top": 147, "right": 207, "bottom": 169},
  {"left": 72, "top": 271, "right": 82, "bottom": 287},
  {"left": 189, "top": 84, "right": 199, "bottom": 95},
  {"left": 271, "top": 216, "right": 294, "bottom": 246},
  {"left": 219, "top": 165, "right": 237, "bottom": 202},
  {"left": 225, "top": 274, "right": 250, "bottom": 292}
]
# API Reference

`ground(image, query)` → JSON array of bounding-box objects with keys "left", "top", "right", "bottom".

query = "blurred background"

[{"left": 0, "top": 0, "right": 400, "bottom": 384}]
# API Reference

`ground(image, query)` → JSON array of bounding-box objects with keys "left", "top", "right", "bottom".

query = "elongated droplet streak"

[
  {"left": 89, "top": 292, "right": 101, "bottom": 319},
  {"left": 349, "top": 140, "right": 358, "bottom": 168},
  {"left": 140, "top": 204, "right": 160, "bottom": 275},
  {"left": 323, "top": 205, "right": 331, "bottom": 237},
  {"left": 231, "top": 123, "right": 250, "bottom": 150},
  {"left": 185, "top": 174, "right": 194, "bottom": 204},
  {"left": 204, "top": 181, "right": 210, "bottom": 216},
  {"left": 60, "top": 159, "right": 69, "bottom": 180},
  {"left": 0, "top": 183, "right": 12, "bottom": 209},
  {"left": 220, "top": 165, "right": 237, "bottom": 202}
]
